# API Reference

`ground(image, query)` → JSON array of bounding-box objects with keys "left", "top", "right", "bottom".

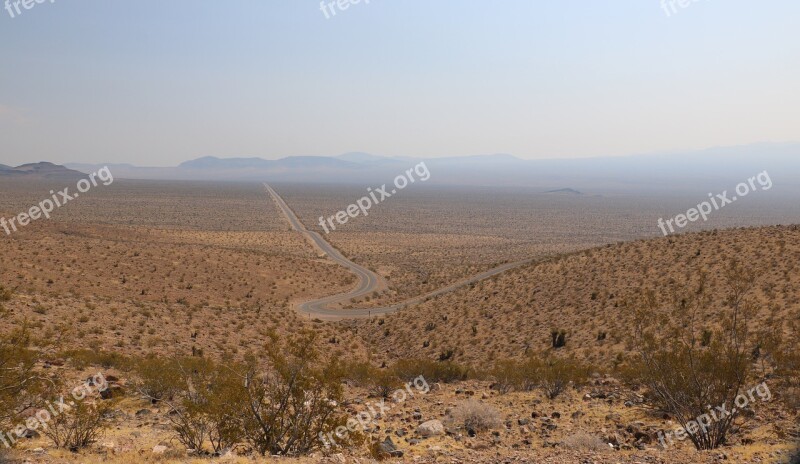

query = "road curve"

[{"left": 264, "top": 183, "right": 534, "bottom": 320}]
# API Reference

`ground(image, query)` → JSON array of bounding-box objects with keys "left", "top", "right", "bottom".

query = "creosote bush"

[
  {"left": 489, "top": 355, "right": 588, "bottom": 399},
  {"left": 131, "top": 330, "right": 355, "bottom": 456},
  {"left": 343, "top": 361, "right": 401, "bottom": 398},
  {"left": 0, "top": 325, "right": 53, "bottom": 433},
  {"left": 627, "top": 261, "right": 758, "bottom": 451},
  {"left": 42, "top": 401, "right": 112, "bottom": 451},
  {"left": 392, "top": 359, "right": 470, "bottom": 384}
]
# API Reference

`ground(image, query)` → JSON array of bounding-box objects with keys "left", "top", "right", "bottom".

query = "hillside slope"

[{"left": 347, "top": 225, "right": 800, "bottom": 366}]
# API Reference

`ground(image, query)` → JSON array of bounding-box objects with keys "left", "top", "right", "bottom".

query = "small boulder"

[
  {"left": 416, "top": 420, "right": 444, "bottom": 438},
  {"left": 378, "top": 437, "right": 404, "bottom": 458}
]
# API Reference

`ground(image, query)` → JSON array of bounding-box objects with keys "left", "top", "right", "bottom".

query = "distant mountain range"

[
  {"left": 0, "top": 162, "right": 85, "bottom": 180},
  {"left": 54, "top": 142, "right": 800, "bottom": 194}
]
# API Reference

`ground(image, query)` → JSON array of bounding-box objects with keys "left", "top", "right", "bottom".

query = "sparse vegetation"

[
  {"left": 447, "top": 400, "right": 502, "bottom": 433},
  {"left": 0, "top": 180, "right": 797, "bottom": 463},
  {"left": 0, "top": 325, "right": 52, "bottom": 432},
  {"left": 42, "top": 401, "right": 111, "bottom": 451},
  {"left": 628, "top": 261, "right": 758, "bottom": 450}
]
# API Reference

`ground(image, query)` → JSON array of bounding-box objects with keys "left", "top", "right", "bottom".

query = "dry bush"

[
  {"left": 240, "top": 331, "right": 354, "bottom": 456},
  {"left": 166, "top": 357, "right": 245, "bottom": 454},
  {"left": 774, "top": 349, "right": 800, "bottom": 410},
  {"left": 489, "top": 359, "right": 523, "bottom": 394},
  {"left": 628, "top": 261, "right": 757, "bottom": 451},
  {"left": 392, "top": 358, "right": 469, "bottom": 384},
  {"left": 131, "top": 332, "right": 354, "bottom": 456},
  {"left": 42, "top": 401, "right": 111, "bottom": 451},
  {"left": 0, "top": 285, "right": 12, "bottom": 302},
  {"left": 367, "top": 369, "right": 402, "bottom": 399},
  {"left": 63, "top": 349, "right": 131, "bottom": 371},
  {"left": 133, "top": 356, "right": 182, "bottom": 403},
  {"left": 0, "top": 325, "right": 53, "bottom": 431},
  {"left": 488, "top": 356, "right": 587, "bottom": 397},
  {"left": 535, "top": 356, "right": 589, "bottom": 400},
  {"left": 343, "top": 361, "right": 401, "bottom": 398},
  {"left": 447, "top": 400, "right": 502, "bottom": 433},
  {"left": 562, "top": 432, "right": 608, "bottom": 451}
]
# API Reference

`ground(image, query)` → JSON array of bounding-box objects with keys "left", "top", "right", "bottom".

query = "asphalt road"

[{"left": 264, "top": 183, "right": 534, "bottom": 320}]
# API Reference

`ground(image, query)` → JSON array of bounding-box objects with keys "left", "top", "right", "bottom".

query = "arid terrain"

[{"left": 0, "top": 178, "right": 798, "bottom": 463}]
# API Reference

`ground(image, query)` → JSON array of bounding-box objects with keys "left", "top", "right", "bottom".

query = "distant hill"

[
  {"left": 179, "top": 156, "right": 274, "bottom": 169},
  {"left": 0, "top": 164, "right": 10, "bottom": 171},
  {"left": 63, "top": 142, "right": 800, "bottom": 194},
  {"left": 544, "top": 188, "right": 583, "bottom": 195},
  {"left": 336, "top": 152, "right": 395, "bottom": 164},
  {"left": 0, "top": 162, "right": 85, "bottom": 180}
]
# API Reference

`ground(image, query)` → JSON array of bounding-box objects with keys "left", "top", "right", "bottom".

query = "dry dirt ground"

[
  {"left": 3, "top": 373, "right": 797, "bottom": 464},
  {"left": 346, "top": 225, "right": 800, "bottom": 367},
  {"left": 275, "top": 183, "right": 800, "bottom": 309},
  {"left": 1, "top": 179, "right": 798, "bottom": 463}
]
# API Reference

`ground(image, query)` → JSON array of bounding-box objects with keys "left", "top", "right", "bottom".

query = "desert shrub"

[
  {"left": 42, "top": 401, "right": 111, "bottom": 451},
  {"left": 142, "top": 333, "right": 353, "bottom": 456},
  {"left": 367, "top": 369, "right": 402, "bottom": 399},
  {"left": 133, "top": 356, "right": 183, "bottom": 403},
  {"left": 446, "top": 400, "right": 502, "bottom": 433},
  {"left": 343, "top": 361, "right": 401, "bottom": 398},
  {"left": 0, "top": 326, "right": 52, "bottom": 432},
  {"left": 489, "top": 359, "right": 525, "bottom": 394},
  {"left": 0, "top": 285, "right": 12, "bottom": 302},
  {"left": 562, "top": 432, "right": 607, "bottom": 451},
  {"left": 773, "top": 349, "right": 800, "bottom": 410},
  {"left": 488, "top": 356, "right": 587, "bottom": 396},
  {"left": 628, "top": 261, "right": 757, "bottom": 451},
  {"left": 166, "top": 357, "right": 245, "bottom": 454},
  {"left": 342, "top": 360, "right": 376, "bottom": 386},
  {"left": 392, "top": 359, "right": 469, "bottom": 384},
  {"left": 240, "top": 331, "right": 354, "bottom": 455},
  {"left": 535, "top": 356, "right": 589, "bottom": 400},
  {"left": 63, "top": 349, "right": 131, "bottom": 371}
]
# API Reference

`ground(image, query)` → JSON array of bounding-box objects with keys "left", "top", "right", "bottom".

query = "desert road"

[{"left": 265, "top": 183, "right": 534, "bottom": 320}]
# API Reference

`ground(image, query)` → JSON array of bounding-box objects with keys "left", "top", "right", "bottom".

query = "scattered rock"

[
  {"left": 378, "top": 437, "right": 404, "bottom": 458},
  {"left": 416, "top": 420, "right": 445, "bottom": 438}
]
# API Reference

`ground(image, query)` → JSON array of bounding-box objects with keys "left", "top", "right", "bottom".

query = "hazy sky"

[{"left": 1, "top": 0, "right": 798, "bottom": 166}]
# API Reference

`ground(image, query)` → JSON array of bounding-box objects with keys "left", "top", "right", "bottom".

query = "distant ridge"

[
  {"left": 179, "top": 155, "right": 356, "bottom": 170},
  {"left": 544, "top": 188, "right": 583, "bottom": 195},
  {"left": 61, "top": 143, "right": 800, "bottom": 193},
  {"left": 0, "top": 162, "right": 85, "bottom": 180}
]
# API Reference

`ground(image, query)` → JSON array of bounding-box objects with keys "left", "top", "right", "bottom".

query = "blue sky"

[{"left": 0, "top": 0, "right": 798, "bottom": 166}]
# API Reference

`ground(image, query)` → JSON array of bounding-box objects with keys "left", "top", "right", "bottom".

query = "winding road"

[{"left": 264, "top": 183, "right": 535, "bottom": 320}]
